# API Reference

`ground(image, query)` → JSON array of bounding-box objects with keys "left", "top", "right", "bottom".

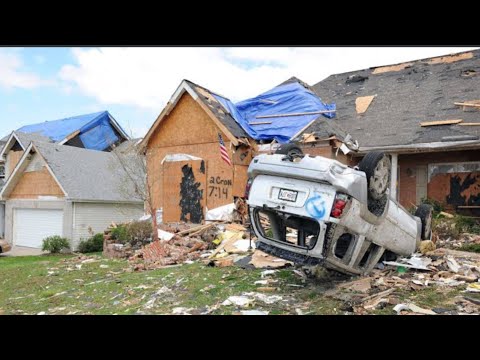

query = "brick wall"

[{"left": 398, "top": 149, "right": 480, "bottom": 209}]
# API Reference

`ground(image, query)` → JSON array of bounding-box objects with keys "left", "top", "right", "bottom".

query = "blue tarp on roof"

[
  {"left": 17, "top": 111, "right": 124, "bottom": 151},
  {"left": 213, "top": 81, "right": 336, "bottom": 143}
]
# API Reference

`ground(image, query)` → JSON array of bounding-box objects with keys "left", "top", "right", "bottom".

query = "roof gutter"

[
  {"left": 357, "top": 139, "right": 480, "bottom": 155},
  {"left": 68, "top": 198, "right": 144, "bottom": 205}
]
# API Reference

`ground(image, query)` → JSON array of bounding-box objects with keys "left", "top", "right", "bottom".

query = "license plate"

[{"left": 278, "top": 189, "right": 298, "bottom": 202}]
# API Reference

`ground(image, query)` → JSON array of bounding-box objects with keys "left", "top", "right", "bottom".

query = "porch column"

[{"left": 390, "top": 153, "right": 398, "bottom": 200}]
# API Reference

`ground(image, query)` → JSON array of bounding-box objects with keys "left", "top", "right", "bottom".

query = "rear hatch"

[{"left": 249, "top": 174, "right": 337, "bottom": 250}]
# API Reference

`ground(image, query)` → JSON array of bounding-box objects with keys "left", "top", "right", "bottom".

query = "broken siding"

[
  {"left": 72, "top": 202, "right": 143, "bottom": 248},
  {"left": 146, "top": 93, "right": 236, "bottom": 220}
]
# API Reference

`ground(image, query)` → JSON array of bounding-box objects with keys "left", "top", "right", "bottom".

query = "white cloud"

[
  {"left": 59, "top": 47, "right": 478, "bottom": 112},
  {"left": 0, "top": 51, "right": 51, "bottom": 90}
]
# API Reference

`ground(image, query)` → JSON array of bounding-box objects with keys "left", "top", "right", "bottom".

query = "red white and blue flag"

[{"left": 218, "top": 133, "right": 232, "bottom": 166}]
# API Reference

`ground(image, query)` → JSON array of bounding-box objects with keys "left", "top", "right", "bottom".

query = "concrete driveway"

[{"left": 0, "top": 246, "right": 46, "bottom": 257}]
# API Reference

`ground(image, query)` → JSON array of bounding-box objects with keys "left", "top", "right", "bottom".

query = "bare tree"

[{"left": 111, "top": 140, "right": 160, "bottom": 242}]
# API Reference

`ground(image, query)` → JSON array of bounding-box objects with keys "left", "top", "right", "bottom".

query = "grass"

[
  {"left": 0, "top": 254, "right": 467, "bottom": 315},
  {"left": 459, "top": 243, "right": 480, "bottom": 253}
]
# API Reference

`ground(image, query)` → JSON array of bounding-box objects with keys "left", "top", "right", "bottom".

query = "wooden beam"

[
  {"left": 454, "top": 102, "right": 480, "bottom": 108},
  {"left": 458, "top": 123, "right": 480, "bottom": 126},
  {"left": 59, "top": 130, "right": 81, "bottom": 145},
  {"left": 256, "top": 110, "right": 336, "bottom": 119},
  {"left": 420, "top": 119, "right": 463, "bottom": 127},
  {"left": 249, "top": 121, "right": 272, "bottom": 125}
]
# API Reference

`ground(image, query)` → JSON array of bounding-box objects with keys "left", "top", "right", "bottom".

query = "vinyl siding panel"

[{"left": 72, "top": 202, "right": 144, "bottom": 248}]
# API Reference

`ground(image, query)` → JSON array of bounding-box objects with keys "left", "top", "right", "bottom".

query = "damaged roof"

[
  {"left": 13, "top": 111, "right": 129, "bottom": 151},
  {"left": 33, "top": 141, "right": 143, "bottom": 203},
  {"left": 184, "top": 80, "right": 250, "bottom": 139},
  {"left": 310, "top": 49, "right": 480, "bottom": 149}
]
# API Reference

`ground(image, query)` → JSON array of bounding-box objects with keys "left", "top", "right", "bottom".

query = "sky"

[{"left": 0, "top": 47, "right": 477, "bottom": 139}]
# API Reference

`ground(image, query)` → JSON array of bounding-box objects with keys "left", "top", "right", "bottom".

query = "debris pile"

[{"left": 323, "top": 248, "right": 480, "bottom": 315}]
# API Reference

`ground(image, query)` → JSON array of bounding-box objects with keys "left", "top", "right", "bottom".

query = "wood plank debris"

[
  {"left": 255, "top": 110, "right": 336, "bottom": 119},
  {"left": 420, "top": 119, "right": 463, "bottom": 127},
  {"left": 454, "top": 102, "right": 480, "bottom": 108},
  {"left": 249, "top": 121, "right": 273, "bottom": 125}
]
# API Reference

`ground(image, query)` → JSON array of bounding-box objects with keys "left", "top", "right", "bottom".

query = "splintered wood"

[
  {"left": 355, "top": 95, "right": 376, "bottom": 114},
  {"left": 372, "top": 62, "right": 413, "bottom": 75},
  {"left": 420, "top": 119, "right": 463, "bottom": 127},
  {"left": 426, "top": 52, "right": 473, "bottom": 65}
]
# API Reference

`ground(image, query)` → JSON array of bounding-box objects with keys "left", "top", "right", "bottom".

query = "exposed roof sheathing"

[{"left": 311, "top": 49, "right": 480, "bottom": 148}]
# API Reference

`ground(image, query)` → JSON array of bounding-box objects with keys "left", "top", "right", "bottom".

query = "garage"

[{"left": 14, "top": 209, "right": 64, "bottom": 248}]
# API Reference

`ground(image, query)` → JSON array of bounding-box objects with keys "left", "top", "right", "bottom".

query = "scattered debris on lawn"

[{"left": 393, "top": 303, "right": 436, "bottom": 315}]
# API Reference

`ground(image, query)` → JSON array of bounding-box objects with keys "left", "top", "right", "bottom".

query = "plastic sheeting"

[
  {"left": 16, "top": 111, "right": 123, "bottom": 151},
  {"left": 213, "top": 81, "right": 335, "bottom": 143}
]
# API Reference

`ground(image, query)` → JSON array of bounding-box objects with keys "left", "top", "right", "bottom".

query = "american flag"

[{"left": 218, "top": 133, "right": 232, "bottom": 166}]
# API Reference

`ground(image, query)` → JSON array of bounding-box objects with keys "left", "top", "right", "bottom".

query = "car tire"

[
  {"left": 415, "top": 204, "right": 433, "bottom": 240},
  {"left": 275, "top": 144, "right": 304, "bottom": 157},
  {"left": 358, "top": 151, "right": 391, "bottom": 200}
]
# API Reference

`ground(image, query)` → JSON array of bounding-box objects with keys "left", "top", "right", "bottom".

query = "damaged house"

[
  {"left": 139, "top": 78, "right": 340, "bottom": 223},
  {"left": 0, "top": 112, "right": 143, "bottom": 249},
  {"left": 296, "top": 49, "right": 480, "bottom": 212}
]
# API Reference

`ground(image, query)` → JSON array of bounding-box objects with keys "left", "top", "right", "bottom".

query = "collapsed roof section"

[{"left": 15, "top": 111, "right": 129, "bottom": 151}]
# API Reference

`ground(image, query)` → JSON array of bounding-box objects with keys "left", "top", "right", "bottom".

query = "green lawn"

[{"left": 0, "top": 254, "right": 468, "bottom": 315}]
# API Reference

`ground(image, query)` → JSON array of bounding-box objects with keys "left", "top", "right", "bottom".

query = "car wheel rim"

[{"left": 371, "top": 157, "right": 390, "bottom": 196}]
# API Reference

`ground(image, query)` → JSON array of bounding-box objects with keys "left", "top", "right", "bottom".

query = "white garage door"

[{"left": 14, "top": 209, "right": 64, "bottom": 248}]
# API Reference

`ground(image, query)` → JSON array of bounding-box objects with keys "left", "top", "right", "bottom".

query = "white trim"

[
  {"left": 0, "top": 143, "right": 69, "bottom": 199},
  {"left": 0, "top": 132, "right": 25, "bottom": 160},
  {"left": 70, "top": 199, "right": 144, "bottom": 204},
  {"left": 32, "top": 144, "right": 69, "bottom": 198},
  {"left": 107, "top": 113, "right": 130, "bottom": 140},
  {"left": 359, "top": 140, "right": 480, "bottom": 153},
  {"left": 390, "top": 153, "right": 398, "bottom": 201},
  {"left": 0, "top": 143, "right": 34, "bottom": 199}
]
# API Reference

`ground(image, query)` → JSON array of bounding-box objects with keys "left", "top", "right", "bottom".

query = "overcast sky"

[{"left": 0, "top": 47, "right": 477, "bottom": 138}]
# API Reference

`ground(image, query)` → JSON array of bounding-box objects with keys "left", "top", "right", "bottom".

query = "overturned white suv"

[{"left": 246, "top": 145, "right": 433, "bottom": 276}]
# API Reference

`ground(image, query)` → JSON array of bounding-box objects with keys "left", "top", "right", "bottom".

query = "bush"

[
  {"left": 455, "top": 215, "right": 480, "bottom": 234},
  {"left": 110, "top": 221, "right": 153, "bottom": 248},
  {"left": 126, "top": 221, "right": 153, "bottom": 247},
  {"left": 459, "top": 243, "right": 480, "bottom": 253},
  {"left": 42, "top": 236, "right": 70, "bottom": 254},
  {"left": 420, "top": 197, "right": 444, "bottom": 215},
  {"left": 111, "top": 225, "right": 128, "bottom": 243},
  {"left": 78, "top": 233, "right": 104, "bottom": 253}
]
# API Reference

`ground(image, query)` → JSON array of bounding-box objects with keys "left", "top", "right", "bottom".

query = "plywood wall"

[
  {"left": 146, "top": 93, "right": 238, "bottom": 220},
  {"left": 8, "top": 150, "right": 24, "bottom": 176},
  {"left": 9, "top": 167, "right": 64, "bottom": 199}
]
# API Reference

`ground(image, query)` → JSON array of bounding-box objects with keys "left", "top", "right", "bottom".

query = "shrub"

[
  {"left": 42, "top": 236, "right": 70, "bottom": 254},
  {"left": 78, "top": 233, "right": 104, "bottom": 253},
  {"left": 459, "top": 243, "right": 480, "bottom": 253},
  {"left": 455, "top": 215, "right": 480, "bottom": 234},
  {"left": 420, "top": 197, "right": 444, "bottom": 215},
  {"left": 126, "top": 221, "right": 153, "bottom": 247},
  {"left": 111, "top": 225, "right": 128, "bottom": 243}
]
